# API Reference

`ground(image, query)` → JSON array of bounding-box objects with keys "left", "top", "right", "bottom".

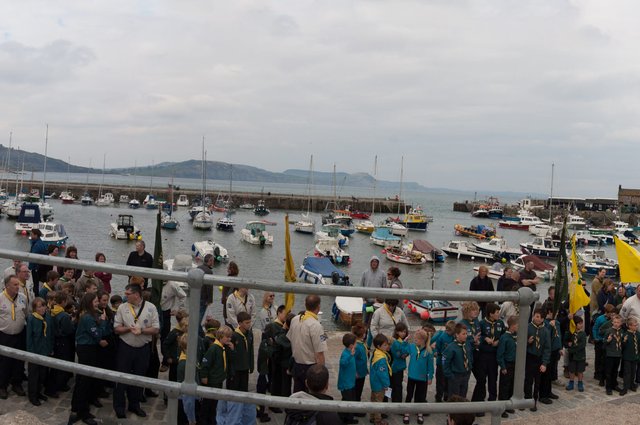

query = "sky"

[{"left": 1, "top": 0, "right": 639, "bottom": 198}]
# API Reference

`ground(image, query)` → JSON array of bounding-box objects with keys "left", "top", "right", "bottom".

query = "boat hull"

[{"left": 405, "top": 299, "right": 458, "bottom": 323}]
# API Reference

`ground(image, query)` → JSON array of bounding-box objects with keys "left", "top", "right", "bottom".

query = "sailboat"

[
  {"left": 161, "top": 176, "right": 179, "bottom": 230},
  {"left": 193, "top": 139, "right": 213, "bottom": 230},
  {"left": 294, "top": 155, "right": 315, "bottom": 234},
  {"left": 355, "top": 157, "right": 378, "bottom": 235},
  {"left": 36, "top": 125, "right": 54, "bottom": 218},
  {"left": 3, "top": 153, "right": 24, "bottom": 218},
  {"left": 380, "top": 157, "right": 408, "bottom": 237},
  {"left": 80, "top": 159, "right": 93, "bottom": 206},
  {"left": 144, "top": 161, "right": 159, "bottom": 209},
  {"left": 128, "top": 161, "right": 140, "bottom": 209},
  {"left": 95, "top": 154, "right": 114, "bottom": 206},
  {"left": 60, "top": 157, "right": 75, "bottom": 204}
]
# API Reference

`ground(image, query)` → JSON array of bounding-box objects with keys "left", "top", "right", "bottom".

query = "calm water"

[{"left": 1, "top": 178, "right": 619, "bottom": 330}]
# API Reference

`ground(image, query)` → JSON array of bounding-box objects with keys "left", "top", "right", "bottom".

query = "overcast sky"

[{"left": 1, "top": 1, "right": 638, "bottom": 197}]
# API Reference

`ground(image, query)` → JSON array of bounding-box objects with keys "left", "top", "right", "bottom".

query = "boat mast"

[
  {"left": 42, "top": 124, "right": 48, "bottom": 201},
  {"left": 372, "top": 155, "right": 377, "bottom": 217},
  {"left": 99, "top": 153, "right": 106, "bottom": 198},
  {"left": 132, "top": 160, "right": 137, "bottom": 198},
  {"left": 1, "top": 132, "right": 12, "bottom": 192},
  {"left": 305, "top": 155, "right": 313, "bottom": 215},
  {"left": 228, "top": 164, "right": 233, "bottom": 202},
  {"left": 549, "top": 163, "right": 554, "bottom": 224},
  {"left": 332, "top": 163, "right": 337, "bottom": 209},
  {"left": 397, "top": 156, "right": 404, "bottom": 216},
  {"left": 65, "top": 156, "right": 70, "bottom": 192}
]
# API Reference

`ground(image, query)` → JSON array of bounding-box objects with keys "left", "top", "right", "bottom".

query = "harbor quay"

[{"left": 0, "top": 328, "right": 637, "bottom": 425}]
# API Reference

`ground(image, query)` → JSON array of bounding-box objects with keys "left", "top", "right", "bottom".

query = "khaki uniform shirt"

[
  {"left": 287, "top": 312, "right": 328, "bottom": 365},
  {"left": 114, "top": 300, "right": 160, "bottom": 348},
  {"left": 0, "top": 291, "right": 28, "bottom": 335}
]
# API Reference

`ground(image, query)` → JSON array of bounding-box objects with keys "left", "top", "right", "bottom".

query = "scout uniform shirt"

[
  {"left": 566, "top": 330, "right": 587, "bottom": 362},
  {"left": 114, "top": 299, "right": 160, "bottom": 347},
  {"left": 527, "top": 322, "right": 551, "bottom": 365},
  {"left": 0, "top": 290, "right": 28, "bottom": 335},
  {"left": 287, "top": 310, "right": 328, "bottom": 365},
  {"left": 622, "top": 330, "right": 640, "bottom": 362},
  {"left": 479, "top": 317, "right": 506, "bottom": 353},
  {"left": 497, "top": 331, "right": 517, "bottom": 369},
  {"left": 605, "top": 327, "right": 624, "bottom": 357}
]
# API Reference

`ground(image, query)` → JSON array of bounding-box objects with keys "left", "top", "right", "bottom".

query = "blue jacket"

[
  {"left": 75, "top": 314, "right": 105, "bottom": 346},
  {"left": 354, "top": 341, "right": 369, "bottom": 378},
  {"left": 592, "top": 315, "right": 609, "bottom": 342},
  {"left": 369, "top": 349, "right": 391, "bottom": 392},
  {"left": 29, "top": 239, "right": 48, "bottom": 270},
  {"left": 390, "top": 338, "right": 410, "bottom": 373},
  {"left": 433, "top": 330, "right": 454, "bottom": 363},
  {"left": 338, "top": 348, "right": 356, "bottom": 391},
  {"left": 544, "top": 319, "right": 563, "bottom": 351},
  {"left": 407, "top": 344, "right": 434, "bottom": 381},
  {"left": 26, "top": 314, "right": 54, "bottom": 356},
  {"left": 443, "top": 341, "right": 473, "bottom": 378},
  {"left": 479, "top": 318, "right": 506, "bottom": 353}
]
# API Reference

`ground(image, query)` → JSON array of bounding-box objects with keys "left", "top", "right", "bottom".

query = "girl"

[
  {"left": 94, "top": 253, "right": 112, "bottom": 294},
  {"left": 26, "top": 297, "right": 54, "bottom": 405},
  {"left": 96, "top": 290, "right": 116, "bottom": 396},
  {"left": 390, "top": 322, "right": 409, "bottom": 405},
  {"left": 404, "top": 329, "right": 435, "bottom": 425},
  {"left": 68, "top": 293, "right": 108, "bottom": 425}
]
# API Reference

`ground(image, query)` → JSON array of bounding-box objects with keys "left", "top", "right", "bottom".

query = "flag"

[
  {"left": 552, "top": 218, "right": 569, "bottom": 316},
  {"left": 284, "top": 214, "right": 296, "bottom": 314},
  {"left": 568, "top": 234, "right": 590, "bottom": 333},
  {"left": 151, "top": 208, "right": 164, "bottom": 310},
  {"left": 614, "top": 235, "right": 640, "bottom": 283}
]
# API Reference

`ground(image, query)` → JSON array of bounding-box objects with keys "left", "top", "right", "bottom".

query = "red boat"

[{"left": 349, "top": 210, "right": 370, "bottom": 220}]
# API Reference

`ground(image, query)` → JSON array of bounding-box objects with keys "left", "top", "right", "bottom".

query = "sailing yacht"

[
  {"left": 193, "top": 139, "right": 213, "bottom": 230},
  {"left": 294, "top": 155, "right": 315, "bottom": 234}
]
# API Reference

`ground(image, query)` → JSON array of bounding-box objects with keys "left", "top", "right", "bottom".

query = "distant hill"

[{"left": 0, "top": 144, "right": 426, "bottom": 191}]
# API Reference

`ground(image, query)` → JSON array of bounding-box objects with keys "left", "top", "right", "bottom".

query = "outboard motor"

[{"left": 331, "top": 271, "right": 340, "bottom": 285}]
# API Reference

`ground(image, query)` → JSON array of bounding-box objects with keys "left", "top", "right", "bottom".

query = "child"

[
  {"left": 96, "top": 290, "right": 116, "bottom": 396},
  {"left": 26, "top": 297, "right": 54, "bottom": 406},
  {"left": 39, "top": 270, "right": 59, "bottom": 299},
  {"left": 565, "top": 316, "right": 586, "bottom": 392},
  {"left": 525, "top": 308, "right": 551, "bottom": 412},
  {"left": 229, "top": 312, "right": 254, "bottom": 392},
  {"left": 404, "top": 329, "right": 434, "bottom": 425},
  {"left": 604, "top": 314, "right": 623, "bottom": 395},
  {"left": 369, "top": 333, "right": 391, "bottom": 425},
  {"left": 472, "top": 303, "right": 504, "bottom": 405},
  {"left": 621, "top": 317, "right": 640, "bottom": 395},
  {"left": 203, "top": 318, "right": 221, "bottom": 350},
  {"left": 58, "top": 268, "right": 76, "bottom": 287},
  {"left": 539, "top": 306, "right": 562, "bottom": 403},
  {"left": 433, "top": 320, "right": 455, "bottom": 403},
  {"left": 352, "top": 322, "right": 369, "bottom": 407},
  {"left": 593, "top": 304, "right": 615, "bottom": 386},
  {"left": 177, "top": 334, "right": 196, "bottom": 425},
  {"left": 459, "top": 302, "right": 481, "bottom": 383},
  {"left": 443, "top": 323, "right": 473, "bottom": 399},
  {"left": 162, "top": 310, "right": 189, "bottom": 384},
  {"left": 200, "top": 325, "right": 234, "bottom": 425},
  {"left": 497, "top": 315, "right": 518, "bottom": 418},
  {"left": 50, "top": 292, "right": 75, "bottom": 394},
  {"left": 390, "top": 322, "right": 409, "bottom": 404},
  {"left": 261, "top": 307, "right": 288, "bottom": 401},
  {"left": 110, "top": 294, "right": 123, "bottom": 312},
  {"left": 338, "top": 333, "right": 358, "bottom": 425}
]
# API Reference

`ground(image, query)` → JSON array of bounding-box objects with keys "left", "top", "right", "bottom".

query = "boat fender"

[
  {"left": 336, "top": 256, "right": 343, "bottom": 264},
  {"left": 420, "top": 310, "right": 430, "bottom": 320}
]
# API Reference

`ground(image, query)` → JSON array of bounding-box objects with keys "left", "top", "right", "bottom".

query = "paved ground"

[{"left": 0, "top": 330, "right": 636, "bottom": 424}]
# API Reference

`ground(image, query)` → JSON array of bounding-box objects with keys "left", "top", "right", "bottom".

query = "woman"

[
  {"left": 596, "top": 279, "right": 616, "bottom": 314},
  {"left": 369, "top": 298, "right": 409, "bottom": 340},
  {"left": 94, "top": 253, "right": 112, "bottom": 294},
  {"left": 69, "top": 293, "right": 108, "bottom": 425},
  {"left": 386, "top": 267, "right": 403, "bottom": 289},
  {"left": 221, "top": 261, "right": 239, "bottom": 322},
  {"left": 28, "top": 228, "right": 48, "bottom": 294},
  {"left": 469, "top": 265, "right": 494, "bottom": 318}
]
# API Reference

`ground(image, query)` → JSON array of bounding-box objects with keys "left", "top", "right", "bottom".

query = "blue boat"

[
  {"left": 35, "top": 222, "right": 69, "bottom": 247},
  {"left": 299, "top": 257, "right": 350, "bottom": 286},
  {"left": 370, "top": 227, "right": 402, "bottom": 248},
  {"left": 15, "top": 203, "right": 42, "bottom": 234}
]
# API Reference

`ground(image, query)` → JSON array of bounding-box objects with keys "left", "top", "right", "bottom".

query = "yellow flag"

[
  {"left": 614, "top": 235, "right": 640, "bottom": 283},
  {"left": 569, "top": 235, "right": 590, "bottom": 333},
  {"left": 284, "top": 214, "right": 296, "bottom": 314}
]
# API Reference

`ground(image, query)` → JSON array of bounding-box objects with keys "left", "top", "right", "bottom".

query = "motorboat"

[
  {"left": 404, "top": 299, "right": 458, "bottom": 323},
  {"left": 315, "top": 237, "right": 350, "bottom": 266},
  {"left": 95, "top": 192, "right": 114, "bottom": 207},
  {"left": 529, "top": 224, "right": 558, "bottom": 237},
  {"left": 15, "top": 203, "right": 42, "bottom": 234},
  {"left": 188, "top": 205, "right": 206, "bottom": 220},
  {"left": 565, "top": 214, "right": 587, "bottom": 230},
  {"left": 80, "top": 193, "right": 93, "bottom": 206},
  {"left": 573, "top": 230, "right": 604, "bottom": 246},
  {"left": 510, "top": 254, "right": 555, "bottom": 281},
  {"left": 163, "top": 254, "right": 197, "bottom": 291},
  {"left": 60, "top": 191, "right": 75, "bottom": 204},
  {"left": 293, "top": 215, "right": 315, "bottom": 234},
  {"left": 370, "top": 227, "right": 402, "bottom": 248},
  {"left": 193, "top": 211, "right": 214, "bottom": 231},
  {"left": 441, "top": 240, "right": 494, "bottom": 261},
  {"left": 299, "top": 256, "right": 350, "bottom": 285},
  {"left": 471, "top": 208, "right": 489, "bottom": 218},
  {"left": 412, "top": 239, "right": 445, "bottom": 262},
  {"left": 354, "top": 220, "right": 375, "bottom": 235},
  {"left": 118, "top": 194, "right": 130, "bottom": 204},
  {"left": 191, "top": 240, "right": 229, "bottom": 263},
  {"left": 395, "top": 206, "right": 428, "bottom": 231},
  {"left": 254, "top": 200, "right": 270, "bottom": 216},
  {"left": 332, "top": 296, "right": 365, "bottom": 327},
  {"left": 36, "top": 222, "right": 69, "bottom": 247},
  {"left": 473, "top": 238, "right": 521, "bottom": 261},
  {"left": 128, "top": 198, "right": 140, "bottom": 209},
  {"left": 176, "top": 194, "right": 190, "bottom": 207},
  {"left": 575, "top": 249, "right": 619, "bottom": 277},
  {"left": 315, "top": 223, "right": 349, "bottom": 247},
  {"left": 241, "top": 221, "right": 273, "bottom": 246},
  {"left": 384, "top": 246, "right": 427, "bottom": 265},
  {"left": 498, "top": 215, "right": 544, "bottom": 230},
  {"left": 615, "top": 230, "right": 639, "bottom": 245},
  {"left": 3, "top": 199, "right": 22, "bottom": 218},
  {"left": 216, "top": 215, "right": 235, "bottom": 232},
  {"left": 454, "top": 224, "right": 497, "bottom": 240},
  {"left": 589, "top": 220, "right": 632, "bottom": 236},
  {"left": 109, "top": 214, "right": 141, "bottom": 240},
  {"left": 519, "top": 236, "right": 561, "bottom": 258},
  {"left": 380, "top": 222, "right": 408, "bottom": 237},
  {"left": 239, "top": 203, "right": 255, "bottom": 210}
]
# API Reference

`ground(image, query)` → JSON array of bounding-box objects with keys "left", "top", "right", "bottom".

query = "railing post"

[
  {"left": 512, "top": 287, "right": 535, "bottom": 404},
  {"left": 185, "top": 268, "right": 205, "bottom": 385}
]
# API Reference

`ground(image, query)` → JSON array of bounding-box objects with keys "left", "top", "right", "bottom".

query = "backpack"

[{"left": 283, "top": 410, "right": 318, "bottom": 425}]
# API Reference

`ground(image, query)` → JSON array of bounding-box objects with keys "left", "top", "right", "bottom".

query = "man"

[
  {"left": 469, "top": 265, "right": 494, "bottom": 317},
  {"left": 28, "top": 228, "right": 48, "bottom": 295},
  {"left": 590, "top": 268, "right": 607, "bottom": 313},
  {"left": 16, "top": 264, "right": 35, "bottom": 312},
  {"left": 0, "top": 275, "right": 28, "bottom": 399},
  {"left": 126, "top": 241, "right": 153, "bottom": 289},
  {"left": 620, "top": 284, "right": 640, "bottom": 324},
  {"left": 360, "top": 256, "right": 386, "bottom": 325},
  {"left": 519, "top": 261, "right": 540, "bottom": 292},
  {"left": 198, "top": 254, "right": 215, "bottom": 325},
  {"left": 496, "top": 267, "right": 519, "bottom": 293},
  {"left": 285, "top": 365, "right": 342, "bottom": 424},
  {"left": 225, "top": 287, "right": 256, "bottom": 329},
  {"left": 113, "top": 283, "right": 160, "bottom": 419},
  {"left": 3, "top": 260, "right": 22, "bottom": 281},
  {"left": 287, "top": 295, "right": 328, "bottom": 393}
]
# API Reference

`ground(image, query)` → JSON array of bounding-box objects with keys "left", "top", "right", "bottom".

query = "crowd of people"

[{"left": 2, "top": 235, "right": 640, "bottom": 425}]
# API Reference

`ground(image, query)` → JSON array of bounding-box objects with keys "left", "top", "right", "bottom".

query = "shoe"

[
  {"left": 631, "top": 386, "right": 638, "bottom": 392},
  {"left": 269, "top": 407, "right": 283, "bottom": 413},
  {"left": 259, "top": 414, "right": 271, "bottom": 423},
  {"left": 44, "top": 391, "right": 59, "bottom": 399},
  {"left": 30, "top": 398, "right": 41, "bottom": 406},
  {"left": 355, "top": 413, "right": 366, "bottom": 417},
  {"left": 91, "top": 399, "right": 102, "bottom": 408},
  {"left": 144, "top": 389, "right": 159, "bottom": 397},
  {"left": 539, "top": 398, "right": 552, "bottom": 405},
  {"left": 606, "top": 389, "right": 613, "bottom": 395},
  {"left": 502, "top": 412, "right": 509, "bottom": 418},
  {"left": 11, "top": 385, "right": 25, "bottom": 396},
  {"left": 67, "top": 414, "right": 79, "bottom": 425},
  {"left": 403, "top": 414, "right": 410, "bottom": 424},
  {"left": 38, "top": 393, "right": 48, "bottom": 401},
  {"left": 614, "top": 386, "right": 623, "bottom": 392},
  {"left": 566, "top": 381, "right": 574, "bottom": 391},
  {"left": 577, "top": 382, "right": 584, "bottom": 392},
  {"left": 128, "top": 407, "right": 147, "bottom": 418},
  {"left": 417, "top": 415, "right": 424, "bottom": 425},
  {"left": 620, "top": 389, "right": 628, "bottom": 396},
  {"left": 476, "top": 412, "right": 485, "bottom": 417},
  {"left": 115, "top": 411, "right": 126, "bottom": 419},
  {"left": 530, "top": 406, "right": 537, "bottom": 412},
  {"left": 159, "top": 364, "right": 169, "bottom": 373},
  {"left": 81, "top": 419, "right": 98, "bottom": 425},
  {"left": 0, "top": 388, "right": 7, "bottom": 400},
  {"left": 506, "top": 409, "right": 515, "bottom": 413},
  {"left": 599, "top": 380, "right": 605, "bottom": 387},
  {"left": 548, "top": 392, "right": 559, "bottom": 399}
]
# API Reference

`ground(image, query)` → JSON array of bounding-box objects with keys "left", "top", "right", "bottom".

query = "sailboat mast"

[
  {"left": 306, "top": 155, "right": 313, "bottom": 214},
  {"left": 332, "top": 163, "right": 337, "bottom": 206},
  {"left": 549, "top": 163, "right": 555, "bottom": 224},
  {"left": 397, "top": 156, "right": 404, "bottom": 216},
  {"left": 1, "top": 132, "right": 12, "bottom": 191},
  {"left": 42, "top": 124, "right": 48, "bottom": 201},
  {"left": 372, "top": 155, "right": 377, "bottom": 216},
  {"left": 65, "top": 156, "right": 70, "bottom": 191},
  {"left": 99, "top": 153, "right": 106, "bottom": 198}
]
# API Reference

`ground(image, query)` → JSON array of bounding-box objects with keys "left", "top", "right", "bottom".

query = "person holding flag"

[{"left": 568, "top": 235, "right": 591, "bottom": 334}]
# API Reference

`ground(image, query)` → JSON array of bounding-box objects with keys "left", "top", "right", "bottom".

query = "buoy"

[
  {"left": 21, "top": 230, "right": 27, "bottom": 236},
  {"left": 219, "top": 286, "right": 223, "bottom": 292},
  {"left": 501, "top": 258, "right": 507, "bottom": 263},
  {"left": 455, "top": 279, "right": 461, "bottom": 285},
  {"left": 403, "top": 299, "right": 409, "bottom": 304},
  {"left": 420, "top": 310, "right": 430, "bottom": 320}
]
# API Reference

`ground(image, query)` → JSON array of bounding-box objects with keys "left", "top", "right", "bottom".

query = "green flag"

[
  {"left": 552, "top": 217, "right": 569, "bottom": 316},
  {"left": 151, "top": 208, "right": 164, "bottom": 309}
]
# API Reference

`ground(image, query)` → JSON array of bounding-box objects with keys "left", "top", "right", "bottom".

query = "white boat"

[
  {"left": 193, "top": 139, "right": 212, "bottom": 230},
  {"left": 144, "top": 194, "right": 159, "bottom": 210},
  {"left": 573, "top": 230, "right": 604, "bottom": 246},
  {"left": 176, "top": 194, "right": 189, "bottom": 207},
  {"left": 615, "top": 230, "right": 639, "bottom": 245},
  {"left": 440, "top": 240, "right": 494, "bottom": 261},
  {"left": 379, "top": 222, "right": 408, "bottom": 237},
  {"left": 128, "top": 198, "right": 140, "bottom": 209},
  {"left": 191, "top": 240, "right": 229, "bottom": 263},
  {"left": 405, "top": 299, "right": 458, "bottom": 323},
  {"left": 519, "top": 236, "right": 561, "bottom": 258},
  {"left": 119, "top": 194, "right": 130, "bottom": 204},
  {"left": 498, "top": 215, "right": 544, "bottom": 230},
  {"left": 315, "top": 223, "right": 349, "bottom": 247},
  {"left": 15, "top": 203, "right": 42, "bottom": 234},
  {"left": 575, "top": 249, "right": 619, "bottom": 277},
  {"left": 332, "top": 296, "right": 364, "bottom": 326},
  {"left": 565, "top": 214, "right": 587, "bottom": 229},
  {"left": 314, "top": 238, "right": 350, "bottom": 266},
  {"left": 473, "top": 262, "right": 507, "bottom": 280},
  {"left": 60, "top": 191, "right": 75, "bottom": 204},
  {"left": 80, "top": 193, "right": 93, "bottom": 206},
  {"left": 37, "top": 201, "right": 54, "bottom": 218},
  {"left": 3, "top": 199, "right": 22, "bottom": 218},
  {"left": 109, "top": 214, "right": 141, "bottom": 240},
  {"left": 216, "top": 215, "right": 235, "bottom": 232},
  {"left": 370, "top": 227, "right": 402, "bottom": 248},
  {"left": 241, "top": 221, "right": 273, "bottom": 246},
  {"left": 95, "top": 192, "right": 114, "bottom": 207},
  {"left": 239, "top": 203, "right": 254, "bottom": 210},
  {"left": 528, "top": 223, "right": 558, "bottom": 237},
  {"left": 193, "top": 211, "right": 213, "bottom": 230},
  {"left": 294, "top": 216, "right": 316, "bottom": 234},
  {"left": 385, "top": 246, "right": 427, "bottom": 265},
  {"left": 37, "top": 222, "right": 69, "bottom": 247},
  {"left": 473, "top": 238, "right": 521, "bottom": 261}
]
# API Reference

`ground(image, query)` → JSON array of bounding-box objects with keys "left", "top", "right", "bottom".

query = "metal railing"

[{"left": 0, "top": 249, "right": 538, "bottom": 425}]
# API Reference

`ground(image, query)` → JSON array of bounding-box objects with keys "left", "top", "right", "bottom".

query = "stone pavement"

[{"left": 0, "top": 330, "right": 636, "bottom": 425}]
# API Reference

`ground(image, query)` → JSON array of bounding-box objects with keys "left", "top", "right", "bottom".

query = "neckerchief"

[
  {"left": 127, "top": 300, "right": 145, "bottom": 324},
  {"left": 458, "top": 341, "right": 468, "bottom": 369},
  {"left": 372, "top": 348, "right": 392, "bottom": 377},
  {"left": 263, "top": 306, "right": 273, "bottom": 321},
  {"left": 214, "top": 339, "right": 227, "bottom": 372},
  {"left": 43, "top": 283, "right": 54, "bottom": 293},
  {"left": 32, "top": 312, "right": 47, "bottom": 336},
  {"left": 634, "top": 333, "right": 639, "bottom": 356},
  {"left": 485, "top": 318, "right": 496, "bottom": 339},
  {"left": 2, "top": 290, "right": 16, "bottom": 321},
  {"left": 179, "top": 351, "right": 187, "bottom": 362},
  {"left": 300, "top": 311, "right": 318, "bottom": 322},
  {"left": 235, "top": 328, "right": 248, "bottom": 351},
  {"left": 19, "top": 282, "right": 30, "bottom": 305},
  {"left": 383, "top": 304, "right": 397, "bottom": 325},
  {"left": 358, "top": 340, "right": 369, "bottom": 359},
  {"left": 612, "top": 328, "right": 622, "bottom": 351},
  {"left": 51, "top": 304, "right": 65, "bottom": 317},
  {"left": 234, "top": 290, "right": 247, "bottom": 308},
  {"left": 532, "top": 322, "right": 543, "bottom": 350},
  {"left": 416, "top": 344, "right": 426, "bottom": 361}
]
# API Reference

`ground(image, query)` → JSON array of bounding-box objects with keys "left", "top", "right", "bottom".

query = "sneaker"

[
  {"left": 403, "top": 414, "right": 410, "bottom": 424},
  {"left": 577, "top": 382, "right": 584, "bottom": 392},
  {"left": 417, "top": 415, "right": 424, "bottom": 425},
  {"left": 565, "top": 381, "right": 574, "bottom": 391},
  {"left": 502, "top": 412, "right": 509, "bottom": 418},
  {"left": 606, "top": 389, "right": 613, "bottom": 395}
]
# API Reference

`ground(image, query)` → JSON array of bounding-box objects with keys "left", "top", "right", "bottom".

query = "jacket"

[
  {"left": 605, "top": 327, "right": 624, "bottom": 357},
  {"left": 479, "top": 318, "right": 506, "bottom": 353},
  {"left": 497, "top": 331, "right": 517, "bottom": 369},
  {"left": 338, "top": 348, "right": 356, "bottom": 391},
  {"left": 443, "top": 341, "right": 472, "bottom": 378},
  {"left": 526, "top": 322, "right": 551, "bottom": 365},
  {"left": 201, "top": 340, "right": 228, "bottom": 386},
  {"left": 565, "top": 330, "right": 587, "bottom": 362},
  {"left": 354, "top": 340, "right": 369, "bottom": 378},
  {"left": 230, "top": 328, "right": 254, "bottom": 373},
  {"left": 369, "top": 348, "right": 391, "bottom": 392},
  {"left": 390, "top": 338, "right": 410, "bottom": 373},
  {"left": 26, "top": 313, "right": 54, "bottom": 356},
  {"left": 407, "top": 344, "right": 434, "bottom": 382},
  {"left": 622, "top": 330, "right": 640, "bottom": 362}
]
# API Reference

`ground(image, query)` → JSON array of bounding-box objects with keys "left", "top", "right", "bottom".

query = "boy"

[
  {"left": 369, "top": 333, "right": 391, "bottom": 425},
  {"left": 539, "top": 307, "right": 562, "bottom": 403},
  {"left": 593, "top": 304, "right": 615, "bottom": 386},
  {"left": 261, "top": 307, "right": 287, "bottom": 401},
  {"left": 405, "top": 329, "right": 434, "bottom": 425},
  {"left": 443, "top": 323, "right": 473, "bottom": 399},
  {"left": 26, "top": 297, "right": 54, "bottom": 406},
  {"left": 229, "top": 311, "right": 254, "bottom": 392},
  {"left": 621, "top": 317, "right": 640, "bottom": 395},
  {"left": 472, "top": 303, "right": 504, "bottom": 405},
  {"left": 604, "top": 314, "right": 624, "bottom": 395},
  {"left": 203, "top": 318, "right": 221, "bottom": 350},
  {"left": 50, "top": 292, "right": 75, "bottom": 394},
  {"left": 39, "top": 270, "right": 59, "bottom": 299},
  {"left": 338, "top": 333, "right": 358, "bottom": 425},
  {"left": 200, "top": 325, "right": 233, "bottom": 425},
  {"left": 497, "top": 315, "right": 518, "bottom": 418},
  {"left": 525, "top": 308, "right": 551, "bottom": 412},
  {"left": 433, "top": 320, "right": 455, "bottom": 403},
  {"left": 110, "top": 294, "right": 123, "bottom": 312},
  {"left": 161, "top": 311, "right": 188, "bottom": 384},
  {"left": 565, "top": 316, "right": 586, "bottom": 392},
  {"left": 352, "top": 322, "right": 369, "bottom": 408}
]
